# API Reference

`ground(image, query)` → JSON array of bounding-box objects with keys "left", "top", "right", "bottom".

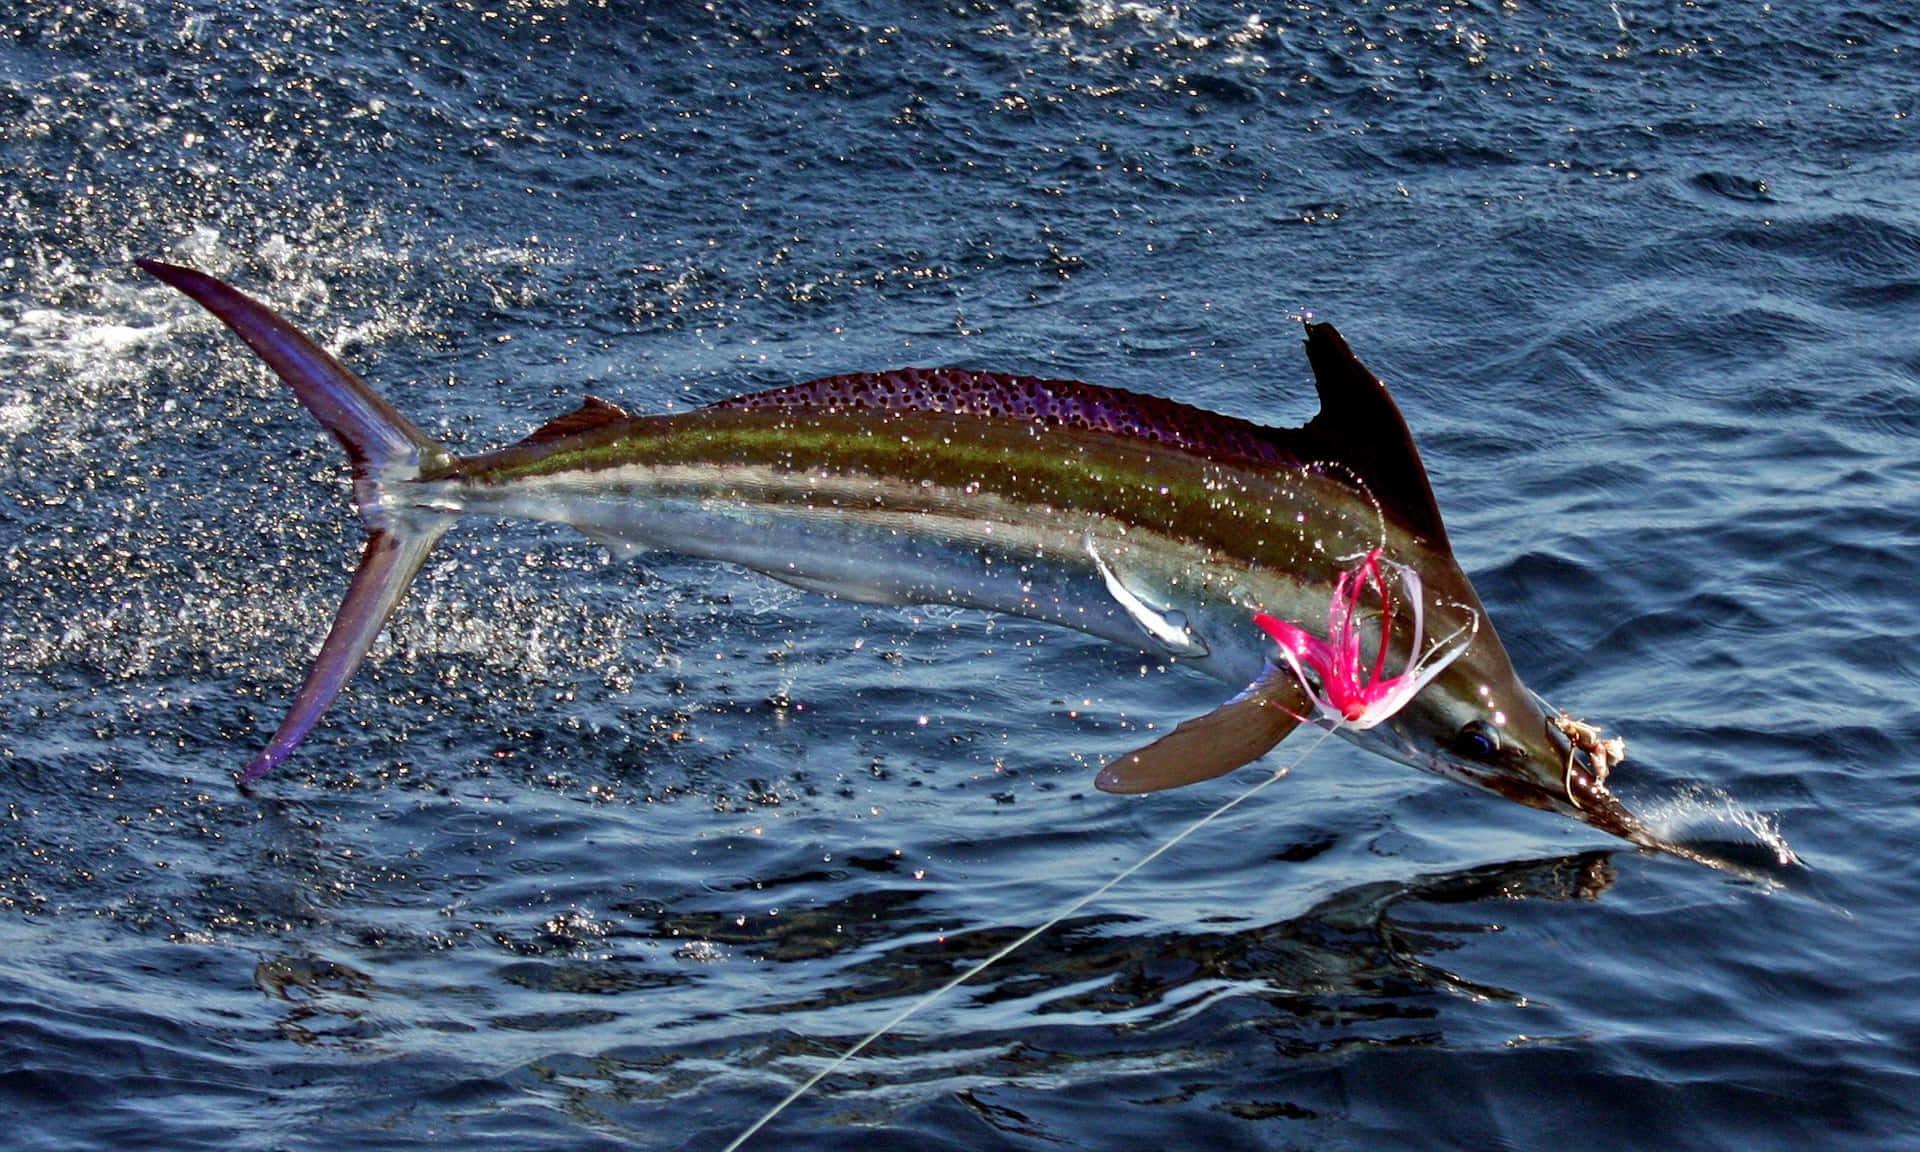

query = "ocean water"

[{"left": 2, "top": 2, "right": 1917, "bottom": 1148}]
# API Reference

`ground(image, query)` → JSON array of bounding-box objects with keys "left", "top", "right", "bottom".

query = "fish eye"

[{"left": 1453, "top": 720, "right": 1501, "bottom": 761}]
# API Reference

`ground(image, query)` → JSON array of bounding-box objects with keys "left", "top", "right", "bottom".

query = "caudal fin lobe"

[{"left": 139, "top": 260, "right": 454, "bottom": 785}]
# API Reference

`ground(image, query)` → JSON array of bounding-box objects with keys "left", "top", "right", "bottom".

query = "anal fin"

[{"left": 1094, "top": 663, "right": 1309, "bottom": 794}]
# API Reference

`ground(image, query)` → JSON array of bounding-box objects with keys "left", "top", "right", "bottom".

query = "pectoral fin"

[{"left": 1094, "top": 663, "right": 1310, "bottom": 794}]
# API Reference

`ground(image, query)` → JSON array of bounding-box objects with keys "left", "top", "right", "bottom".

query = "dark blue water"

[{"left": 3, "top": 3, "right": 1917, "bottom": 1148}]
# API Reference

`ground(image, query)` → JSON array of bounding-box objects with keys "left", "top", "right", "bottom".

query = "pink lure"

[{"left": 1253, "top": 549, "right": 1473, "bottom": 731}]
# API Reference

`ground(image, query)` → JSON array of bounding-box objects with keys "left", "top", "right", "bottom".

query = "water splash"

[{"left": 1636, "top": 785, "right": 1799, "bottom": 874}]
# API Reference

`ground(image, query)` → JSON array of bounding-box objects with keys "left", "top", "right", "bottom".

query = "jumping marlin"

[{"left": 138, "top": 259, "right": 1652, "bottom": 847}]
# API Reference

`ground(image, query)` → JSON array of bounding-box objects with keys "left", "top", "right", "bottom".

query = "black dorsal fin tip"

[
  {"left": 518, "top": 394, "right": 635, "bottom": 446},
  {"left": 1297, "top": 322, "right": 1450, "bottom": 549}
]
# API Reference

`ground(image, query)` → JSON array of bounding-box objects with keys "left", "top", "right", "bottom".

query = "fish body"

[
  {"left": 432, "top": 401, "right": 1371, "bottom": 686},
  {"left": 138, "top": 259, "right": 1648, "bottom": 846}
]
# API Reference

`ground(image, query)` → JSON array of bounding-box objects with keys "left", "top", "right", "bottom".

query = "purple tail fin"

[{"left": 138, "top": 260, "right": 454, "bottom": 786}]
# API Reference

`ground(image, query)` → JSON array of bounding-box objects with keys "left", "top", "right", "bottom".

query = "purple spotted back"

[{"left": 708, "top": 368, "right": 1298, "bottom": 467}]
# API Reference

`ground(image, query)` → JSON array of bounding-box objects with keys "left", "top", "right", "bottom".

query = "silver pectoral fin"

[{"left": 1094, "top": 661, "right": 1310, "bottom": 794}]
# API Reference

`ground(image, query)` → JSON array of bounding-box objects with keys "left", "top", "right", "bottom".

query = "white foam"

[{"left": 0, "top": 391, "right": 32, "bottom": 436}]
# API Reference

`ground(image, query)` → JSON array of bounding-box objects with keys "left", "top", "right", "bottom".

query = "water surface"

[{"left": 2, "top": 3, "right": 1917, "bottom": 1148}]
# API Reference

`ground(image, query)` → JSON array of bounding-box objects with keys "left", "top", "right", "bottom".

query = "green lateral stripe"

[{"left": 433, "top": 408, "right": 1387, "bottom": 566}]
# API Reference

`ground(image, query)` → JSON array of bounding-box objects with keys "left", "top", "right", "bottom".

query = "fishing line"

[{"left": 723, "top": 724, "right": 1338, "bottom": 1151}]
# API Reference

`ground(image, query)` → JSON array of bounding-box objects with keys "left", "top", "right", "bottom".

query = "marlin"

[{"left": 138, "top": 259, "right": 1653, "bottom": 847}]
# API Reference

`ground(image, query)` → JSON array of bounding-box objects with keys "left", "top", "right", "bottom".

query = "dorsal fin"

[
  {"left": 707, "top": 368, "right": 1298, "bottom": 467},
  {"left": 517, "top": 395, "right": 633, "bottom": 445},
  {"left": 1297, "top": 323, "right": 1449, "bottom": 549},
  {"left": 700, "top": 325, "right": 1450, "bottom": 547}
]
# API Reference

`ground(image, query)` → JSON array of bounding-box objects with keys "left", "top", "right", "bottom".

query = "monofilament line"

[{"left": 723, "top": 725, "right": 1337, "bottom": 1151}]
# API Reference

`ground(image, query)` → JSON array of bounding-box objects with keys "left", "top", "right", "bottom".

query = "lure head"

[{"left": 1339, "top": 560, "right": 1652, "bottom": 847}]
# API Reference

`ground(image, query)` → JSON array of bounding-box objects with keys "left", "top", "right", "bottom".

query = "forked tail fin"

[{"left": 138, "top": 260, "right": 455, "bottom": 785}]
